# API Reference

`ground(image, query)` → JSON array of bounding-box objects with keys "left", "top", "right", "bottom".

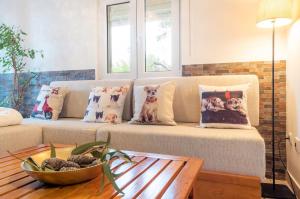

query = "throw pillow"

[
  {"left": 199, "top": 84, "right": 251, "bottom": 129},
  {"left": 0, "top": 107, "right": 23, "bottom": 127},
  {"left": 31, "top": 85, "right": 68, "bottom": 120},
  {"left": 130, "top": 81, "right": 176, "bottom": 125},
  {"left": 83, "top": 86, "right": 130, "bottom": 124}
]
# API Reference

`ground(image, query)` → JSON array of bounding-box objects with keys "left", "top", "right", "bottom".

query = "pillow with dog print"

[
  {"left": 83, "top": 86, "right": 129, "bottom": 124},
  {"left": 199, "top": 84, "right": 252, "bottom": 129},
  {"left": 31, "top": 85, "right": 68, "bottom": 120},
  {"left": 130, "top": 81, "right": 176, "bottom": 126}
]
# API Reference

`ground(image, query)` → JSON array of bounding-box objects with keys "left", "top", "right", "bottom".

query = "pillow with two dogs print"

[
  {"left": 31, "top": 85, "right": 68, "bottom": 120},
  {"left": 83, "top": 86, "right": 129, "bottom": 124},
  {"left": 130, "top": 81, "right": 176, "bottom": 126},
  {"left": 199, "top": 84, "right": 252, "bottom": 129}
]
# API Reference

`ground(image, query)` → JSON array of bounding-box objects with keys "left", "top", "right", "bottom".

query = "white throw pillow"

[
  {"left": 130, "top": 81, "right": 176, "bottom": 126},
  {"left": 199, "top": 84, "right": 251, "bottom": 129},
  {"left": 83, "top": 86, "right": 130, "bottom": 124},
  {"left": 31, "top": 85, "right": 68, "bottom": 120},
  {"left": 0, "top": 107, "right": 23, "bottom": 127}
]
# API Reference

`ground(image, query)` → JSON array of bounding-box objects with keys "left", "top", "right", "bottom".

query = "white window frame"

[
  {"left": 99, "top": 0, "right": 180, "bottom": 79},
  {"left": 137, "top": 0, "right": 180, "bottom": 78},
  {"left": 99, "top": 0, "right": 137, "bottom": 79}
]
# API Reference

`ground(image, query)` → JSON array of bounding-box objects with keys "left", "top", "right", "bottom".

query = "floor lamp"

[{"left": 256, "top": 0, "right": 294, "bottom": 198}]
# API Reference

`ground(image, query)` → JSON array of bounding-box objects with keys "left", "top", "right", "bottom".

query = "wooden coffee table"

[{"left": 0, "top": 144, "right": 203, "bottom": 199}]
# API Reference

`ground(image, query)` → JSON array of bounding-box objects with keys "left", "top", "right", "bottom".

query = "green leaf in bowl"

[
  {"left": 72, "top": 133, "right": 111, "bottom": 155},
  {"left": 102, "top": 163, "right": 123, "bottom": 195},
  {"left": 71, "top": 141, "right": 107, "bottom": 155},
  {"left": 50, "top": 143, "right": 56, "bottom": 158}
]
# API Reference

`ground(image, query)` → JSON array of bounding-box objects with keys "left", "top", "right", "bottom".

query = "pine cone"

[
  {"left": 67, "top": 155, "right": 97, "bottom": 166},
  {"left": 59, "top": 167, "right": 79, "bottom": 172},
  {"left": 41, "top": 158, "right": 80, "bottom": 171},
  {"left": 90, "top": 160, "right": 99, "bottom": 166}
]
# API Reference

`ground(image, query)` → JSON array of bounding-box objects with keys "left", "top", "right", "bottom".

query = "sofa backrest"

[
  {"left": 134, "top": 75, "right": 259, "bottom": 126},
  {"left": 50, "top": 79, "right": 134, "bottom": 121},
  {"left": 50, "top": 75, "right": 259, "bottom": 126}
]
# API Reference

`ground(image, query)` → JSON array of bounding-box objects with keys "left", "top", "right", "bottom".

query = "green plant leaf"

[
  {"left": 26, "top": 157, "right": 43, "bottom": 171},
  {"left": 27, "top": 157, "right": 40, "bottom": 168},
  {"left": 100, "top": 173, "right": 105, "bottom": 193},
  {"left": 20, "top": 30, "right": 27, "bottom": 35},
  {"left": 41, "top": 164, "right": 55, "bottom": 171},
  {"left": 50, "top": 143, "right": 56, "bottom": 158},
  {"left": 112, "top": 172, "right": 122, "bottom": 178},
  {"left": 106, "top": 150, "right": 132, "bottom": 163},
  {"left": 91, "top": 150, "right": 102, "bottom": 158},
  {"left": 43, "top": 167, "right": 55, "bottom": 172},
  {"left": 106, "top": 133, "right": 111, "bottom": 146},
  {"left": 71, "top": 141, "right": 107, "bottom": 155},
  {"left": 100, "top": 147, "right": 109, "bottom": 162},
  {"left": 102, "top": 163, "right": 124, "bottom": 195},
  {"left": 23, "top": 160, "right": 40, "bottom": 171}
]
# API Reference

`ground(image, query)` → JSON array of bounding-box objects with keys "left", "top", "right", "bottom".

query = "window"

[
  {"left": 145, "top": 0, "right": 172, "bottom": 72},
  {"left": 100, "top": 0, "right": 180, "bottom": 78},
  {"left": 107, "top": 3, "right": 131, "bottom": 73}
]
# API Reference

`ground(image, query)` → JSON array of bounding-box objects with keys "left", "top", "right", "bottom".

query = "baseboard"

[{"left": 287, "top": 169, "right": 300, "bottom": 198}]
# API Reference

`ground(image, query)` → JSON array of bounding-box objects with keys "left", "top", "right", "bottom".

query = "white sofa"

[
  {"left": 0, "top": 124, "right": 42, "bottom": 154},
  {"left": 5, "top": 75, "right": 265, "bottom": 181}
]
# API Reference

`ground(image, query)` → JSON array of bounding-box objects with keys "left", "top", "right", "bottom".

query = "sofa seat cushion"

[
  {"left": 23, "top": 118, "right": 111, "bottom": 145},
  {"left": 96, "top": 123, "right": 265, "bottom": 180},
  {"left": 0, "top": 124, "right": 42, "bottom": 156}
]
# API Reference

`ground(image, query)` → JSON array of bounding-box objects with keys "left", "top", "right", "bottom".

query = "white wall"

[
  {"left": 287, "top": 0, "right": 300, "bottom": 195},
  {"left": 0, "top": 0, "right": 290, "bottom": 74},
  {"left": 181, "top": 0, "right": 289, "bottom": 65},
  {"left": 0, "top": 0, "right": 98, "bottom": 72}
]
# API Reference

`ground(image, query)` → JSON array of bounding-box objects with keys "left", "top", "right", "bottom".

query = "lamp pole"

[
  {"left": 257, "top": 1, "right": 294, "bottom": 197},
  {"left": 272, "top": 21, "right": 275, "bottom": 191}
]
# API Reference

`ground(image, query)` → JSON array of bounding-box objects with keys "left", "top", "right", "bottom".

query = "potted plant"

[{"left": 0, "top": 23, "right": 43, "bottom": 110}]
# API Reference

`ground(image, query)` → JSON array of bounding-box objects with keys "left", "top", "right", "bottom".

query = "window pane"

[
  {"left": 107, "top": 3, "right": 130, "bottom": 73},
  {"left": 145, "top": 0, "right": 172, "bottom": 72}
]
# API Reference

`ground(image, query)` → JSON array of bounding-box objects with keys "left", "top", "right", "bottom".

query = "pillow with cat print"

[
  {"left": 31, "top": 85, "right": 68, "bottom": 120},
  {"left": 130, "top": 81, "right": 176, "bottom": 126},
  {"left": 83, "top": 86, "right": 129, "bottom": 124},
  {"left": 199, "top": 84, "right": 252, "bottom": 129}
]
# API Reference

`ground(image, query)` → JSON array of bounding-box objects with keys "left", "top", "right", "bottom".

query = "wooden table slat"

[
  {"left": 115, "top": 159, "right": 171, "bottom": 199},
  {"left": 136, "top": 160, "right": 185, "bottom": 199},
  {"left": 0, "top": 145, "right": 47, "bottom": 161},
  {"left": 0, "top": 168, "right": 23, "bottom": 180},
  {"left": 0, "top": 176, "right": 35, "bottom": 195},
  {"left": 0, "top": 164, "right": 20, "bottom": 173},
  {"left": 0, "top": 172, "right": 28, "bottom": 187},
  {"left": 161, "top": 158, "right": 203, "bottom": 199},
  {"left": 110, "top": 159, "right": 128, "bottom": 170},
  {"left": 0, "top": 147, "right": 52, "bottom": 168},
  {"left": 0, "top": 181, "right": 44, "bottom": 199},
  {"left": 124, "top": 151, "right": 190, "bottom": 161},
  {"left": 0, "top": 144, "right": 67, "bottom": 167},
  {"left": 97, "top": 157, "right": 158, "bottom": 198}
]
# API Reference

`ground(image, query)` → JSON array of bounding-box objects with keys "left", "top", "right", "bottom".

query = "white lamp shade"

[{"left": 257, "top": 0, "right": 293, "bottom": 28}]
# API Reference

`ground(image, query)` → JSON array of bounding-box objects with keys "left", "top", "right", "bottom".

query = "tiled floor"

[{"left": 262, "top": 179, "right": 295, "bottom": 199}]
